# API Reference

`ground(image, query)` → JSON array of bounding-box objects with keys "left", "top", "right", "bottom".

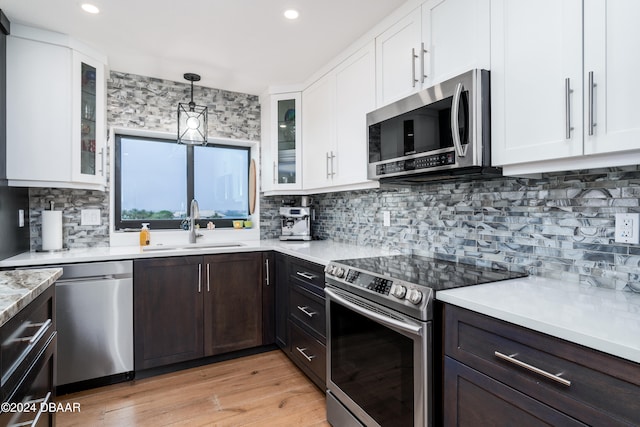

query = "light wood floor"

[{"left": 56, "top": 350, "right": 330, "bottom": 427}]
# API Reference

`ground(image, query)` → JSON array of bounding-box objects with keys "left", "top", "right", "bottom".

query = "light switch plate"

[
  {"left": 18, "top": 209, "right": 24, "bottom": 227},
  {"left": 81, "top": 209, "right": 101, "bottom": 226},
  {"left": 614, "top": 213, "right": 640, "bottom": 244}
]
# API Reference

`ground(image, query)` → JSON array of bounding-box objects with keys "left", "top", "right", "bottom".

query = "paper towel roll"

[{"left": 42, "top": 210, "right": 63, "bottom": 251}]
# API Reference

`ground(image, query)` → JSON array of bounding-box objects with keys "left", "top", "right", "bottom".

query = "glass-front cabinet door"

[
  {"left": 269, "top": 92, "right": 302, "bottom": 191},
  {"left": 72, "top": 51, "right": 106, "bottom": 186}
]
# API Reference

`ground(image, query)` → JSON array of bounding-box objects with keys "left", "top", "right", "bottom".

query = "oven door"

[{"left": 325, "top": 286, "right": 431, "bottom": 427}]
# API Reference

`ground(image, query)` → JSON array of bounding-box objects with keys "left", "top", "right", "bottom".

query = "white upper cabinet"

[
  {"left": 261, "top": 92, "right": 303, "bottom": 193},
  {"left": 6, "top": 25, "right": 107, "bottom": 190},
  {"left": 583, "top": 0, "right": 640, "bottom": 155},
  {"left": 302, "top": 74, "right": 335, "bottom": 190},
  {"left": 376, "top": 0, "right": 490, "bottom": 107},
  {"left": 302, "top": 41, "right": 378, "bottom": 192},
  {"left": 422, "top": 0, "right": 490, "bottom": 85},
  {"left": 334, "top": 42, "right": 376, "bottom": 187},
  {"left": 376, "top": 8, "right": 423, "bottom": 106},
  {"left": 491, "top": 0, "right": 583, "bottom": 166},
  {"left": 492, "top": 0, "right": 640, "bottom": 173},
  {"left": 7, "top": 35, "right": 73, "bottom": 185},
  {"left": 72, "top": 50, "right": 107, "bottom": 186}
]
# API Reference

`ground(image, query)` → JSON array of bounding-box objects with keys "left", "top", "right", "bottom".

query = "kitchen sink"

[{"left": 142, "top": 242, "right": 245, "bottom": 252}]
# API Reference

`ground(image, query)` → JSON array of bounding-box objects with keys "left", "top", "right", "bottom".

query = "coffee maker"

[{"left": 279, "top": 207, "right": 312, "bottom": 241}]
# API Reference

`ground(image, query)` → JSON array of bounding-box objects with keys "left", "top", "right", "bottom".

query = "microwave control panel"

[{"left": 376, "top": 152, "right": 455, "bottom": 176}]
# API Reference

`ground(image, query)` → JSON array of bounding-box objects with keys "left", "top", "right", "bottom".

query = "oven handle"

[
  {"left": 325, "top": 288, "right": 422, "bottom": 336},
  {"left": 450, "top": 82, "right": 468, "bottom": 158}
]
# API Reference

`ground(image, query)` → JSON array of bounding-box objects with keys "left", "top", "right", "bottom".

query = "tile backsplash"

[
  {"left": 28, "top": 71, "right": 260, "bottom": 249},
  {"left": 23, "top": 69, "right": 640, "bottom": 292},
  {"left": 261, "top": 166, "right": 640, "bottom": 290}
]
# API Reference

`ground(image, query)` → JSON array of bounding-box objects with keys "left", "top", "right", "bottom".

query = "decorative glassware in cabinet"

[
  {"left": 277, "top": 98, "right": 296, "bottom": 184},
  {"left": 80, "top": 62, "right": 97, "bottom": 175}
]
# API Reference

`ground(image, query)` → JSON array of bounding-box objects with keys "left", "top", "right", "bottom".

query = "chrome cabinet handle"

[
  {"left": 297, "top": 305, "right": 317, "bottom": 318},
  {"left": 494, "top": 351, "right": 571, "bottom": 387},
  {"left": 272, "top": 161, "right": 276, "bottom": 184},
  {"left": 206, "top": 263, "right": 210, "bottom": 292},
  {"left": 450, "top": 82, "right": 467, "bottom": 157},
  {"left": 565, "top": 78, "right": 574, "bottom": 139},
  {"left": 265, "top": 258, "right": 270, "bottom": 286},
  {"left": 588, "top": 71, "right": 597, "bottom": 136},
  {"left": 98, "top": 147, "right": 105, "bottom": 176},
  {"left": 296, "top": 346, "right": 316, "bottom": 362},
  {"left": 420, "top": 42, "right": 428, "bottom": 84},
  {"left": 411, "top": 48, "right": 419, "bottom": 87},
  {"left": 198, "top": 264, "right": 202, "bottom": 293},
  {"left": 326, "top": 152, "right": 331, "bottom": 179},
  {"left": 23, "top": 391, "right": 52, "bottom": 427},
  {"left": 13, "top": 319, "right": 52, "bottom": 344},
  {"left": 296, "top": 271, "right": 317, "bottom": 280},
  {"left": 329, "top": 151, "right": 336, "bottom": 178}
]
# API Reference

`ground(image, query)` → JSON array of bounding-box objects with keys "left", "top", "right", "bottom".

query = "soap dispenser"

[{"left": 140, "top": 223, "right": 151, "bottom": 246}]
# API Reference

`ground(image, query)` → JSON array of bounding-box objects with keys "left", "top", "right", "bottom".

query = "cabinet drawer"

[
  {"left": 444, "top": 305, "right": 640, "bottom": 427},
  {"left": 1, "top": 334, "right": 56, "bottom": 427},
  {"left": 444, "top": 356, "right": 585, "bottom": 427},
  {"left": 1, "top": 286, "right": 55, "bottom": 396},
  {"left": 288, "top": 258, "right": 325, "bottom": 291},
  {"left": 289, "top": 321, "right": 326, "bottom": 389},
  {"left": 290, "top": 283, "right": 326, "bottom": 340}
]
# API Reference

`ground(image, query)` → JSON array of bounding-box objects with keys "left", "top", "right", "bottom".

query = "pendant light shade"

[{"left": 177, "top": 73, "right": 208, "bottom": 145}]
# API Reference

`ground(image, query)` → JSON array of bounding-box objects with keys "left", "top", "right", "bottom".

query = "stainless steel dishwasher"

[{"left": 54, "top": 260, "right": 134, "bottom": 387}]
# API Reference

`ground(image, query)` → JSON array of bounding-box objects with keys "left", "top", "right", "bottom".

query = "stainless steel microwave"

[{"left": 367, "top": 69, "right": 498, "bottom": 182}]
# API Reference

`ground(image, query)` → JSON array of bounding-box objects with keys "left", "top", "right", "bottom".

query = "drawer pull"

[
  {"left": 297, "top": 305, "right": 317, "bottom": 318},
  {"left": 14, "top": 391, "right": 52, "bottom": 427},
  {"left": 494, "top": 351, "right": 571, "bottom": 387},
  {"left": 296, "top": 271, "right": 317, "bottom": 281},
  {"left": 295, "top": 346, "right": 316, "bottom": 362},
  {"left": 14, "top": 319, "right": 52, "bottom": 345}
]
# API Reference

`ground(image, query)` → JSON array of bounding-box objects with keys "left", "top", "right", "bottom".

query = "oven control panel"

[
  {"left": 326, "top": 263, "right": 423, "bottom": 305},
  {"left": 345, "top": 269, "right": 392, "bottom": 295}
]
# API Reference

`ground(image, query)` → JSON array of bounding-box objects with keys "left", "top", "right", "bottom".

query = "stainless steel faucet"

[{"left": 189, "top": 199, "right": 200, "bottom": 243}]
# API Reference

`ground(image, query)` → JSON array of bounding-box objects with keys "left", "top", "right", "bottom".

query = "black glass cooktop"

[{"left": 333, "top": 255, "right": 526, "bottom": 292}]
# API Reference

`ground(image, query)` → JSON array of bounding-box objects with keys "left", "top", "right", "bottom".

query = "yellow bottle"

[{"left": 139, "top": 223, "right": 151, "bottom": 246}]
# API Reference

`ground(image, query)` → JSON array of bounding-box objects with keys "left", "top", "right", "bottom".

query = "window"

[{"left": 115, "top": 134, "right": 250, "bottom": 230}]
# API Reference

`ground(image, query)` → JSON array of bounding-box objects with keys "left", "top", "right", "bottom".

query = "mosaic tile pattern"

[
  {"left": 261, "top": 165, "right": 640, "bottom": 290},
  {"left": 28, "top": 71, "right": 261, "bottom": 249}
]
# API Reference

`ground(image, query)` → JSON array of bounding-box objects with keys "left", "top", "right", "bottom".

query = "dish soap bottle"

[{"left": 139, "top": 223, "right": 151, "bottom": 246}]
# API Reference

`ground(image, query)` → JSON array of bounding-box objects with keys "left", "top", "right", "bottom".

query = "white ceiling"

[{"left": 0, "top": 0, "right": 407, "bottom": 95}]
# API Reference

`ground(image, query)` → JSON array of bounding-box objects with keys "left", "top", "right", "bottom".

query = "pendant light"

[{"left": 177, "top": 73, "right": 208, "bottom": 145}]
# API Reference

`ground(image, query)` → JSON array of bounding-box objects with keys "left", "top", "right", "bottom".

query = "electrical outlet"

[
  {"left": 383, "top": 211, "right": 391, "bottom": 227},
  {"left": 615, "top": 213, "right": 640, "bottom": 244},
  {"left": 81, "top": 209, "right": 101, "bottom": 226}
]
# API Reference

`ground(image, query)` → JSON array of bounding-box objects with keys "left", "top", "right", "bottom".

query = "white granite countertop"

[
  {"left": 437, "top": 276, "right": 640, "bottom": 364},
  {"left": 0, "top": 239, "right": 396, "bottom": 268},
  {"left": 0, "top": 268, "right": 62, "bottom": 327}
]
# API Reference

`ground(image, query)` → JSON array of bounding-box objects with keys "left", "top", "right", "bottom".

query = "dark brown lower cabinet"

[
  {"left": 134, "top": 256, "right": 204, "bottom": 370},
  {"left": 134, "top": 252, "right": 270, "bottom": 371},
  {"left": 443, "top": 304, "right": 640, "bottom": 427},
  {"left": 1, "top": 284, "right": 56, "bottom": 427},
  {"left": 275, "top": 254, "right": 327, "bottom": 390},
  {"left": 204, "top": 253, "right": 263, "bottom": 355},
  {"left": 444, "top": 356, "right": 585, "bottom": 426}
]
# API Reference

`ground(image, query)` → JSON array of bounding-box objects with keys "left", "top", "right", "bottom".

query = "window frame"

[{"left": 114, "top": 133, "right": 251, "bottom": 231}]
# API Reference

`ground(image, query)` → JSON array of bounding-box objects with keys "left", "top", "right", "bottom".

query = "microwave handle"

[{"left": 451, "top": 82, "right": 468, "bottom": 158}]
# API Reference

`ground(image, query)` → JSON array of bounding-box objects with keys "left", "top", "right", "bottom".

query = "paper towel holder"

[{"left": 37, "top": 201, "right": 69, "bottom": 253}]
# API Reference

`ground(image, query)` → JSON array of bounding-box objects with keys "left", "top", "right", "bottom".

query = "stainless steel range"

[{"left": 324, "top": 255, "right": 525, "bottom": 427}]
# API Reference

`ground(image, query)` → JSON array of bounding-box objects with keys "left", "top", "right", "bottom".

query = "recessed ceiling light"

[
  {"left": 81, "top": 3, "right": 100, "bottom": 14},
  {"left": 284, "top": 9, "right": 299, "bottom": 20}
]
